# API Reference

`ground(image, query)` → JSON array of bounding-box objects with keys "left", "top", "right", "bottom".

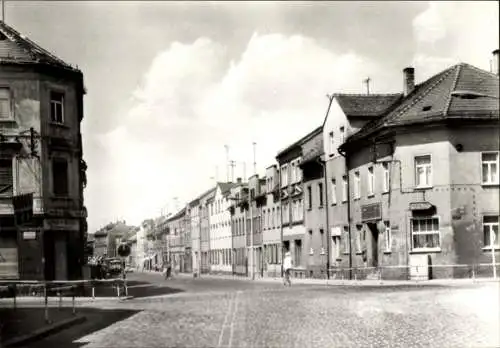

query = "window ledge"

[
  {"left": 382, "top": 191, "right": 389, "bottom": 195},
  {"left": 307, "top": 208, "right": 312, "bottom": 211},
  {"left": 331, "top": 203, "right": 337, "bottom": 206},
  {"left": 354, "top": 198, "right": 360, "bottom": 201},
  {"left": 410, "top": 248, "right": 441, "bottom": 254},
  {"left": 383, "top": 250, "right": 392, "bottom": 254},
  {"left": 0, "top": 118, "right": 16, "bottom": 124},
  {"left": 482, "top": 246, "right": 500, "bottom": 251},
  {"left": 343, "top": 252, "right": 350, "bottom": 255},
  {"left": 50, "top": 122, "right": 69, "bottom": 128},
  {"left": 318, "top": 205, "right": 324, "bottom": 209},
  {"left": 367, "top": 194, "right": 375, "bottom": 198},
  {"left": 414, "top": 186, "right": 433, "bottom": 191},
  {"left": 342, "top": 200, "right": 347, "bottom": 204},
  {"left": 481, "top": 183, "right": 499, "bottom": 188}
]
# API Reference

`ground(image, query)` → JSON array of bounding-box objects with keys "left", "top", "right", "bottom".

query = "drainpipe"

[
  {"left": 316, "top": 157, "right": 330, "bottom": 279},
  {"left": 279, "top": 164, "right": 284, "bottom": 277},
  {"left": 338, "top": 147, "right": 353, "bottom": 280}
]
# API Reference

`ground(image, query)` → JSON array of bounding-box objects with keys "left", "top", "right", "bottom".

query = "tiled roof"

[
  {"left": 334, "top": 93, "right": 403, "bottom": 118},
  {"left": 0, "top": 21, "right": 79, "bottom": 72},
  {"left": 218, "top": 182, "right": 239, "bottom": 196},
  {"left": 276, "top": 126, "right": 323, "bottom": 159},
  {"left": 343, "top": 63, "right": 499, "bottom": 147}
]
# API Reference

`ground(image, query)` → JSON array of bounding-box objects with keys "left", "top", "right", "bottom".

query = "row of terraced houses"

[{"left": 138, "top": 51, "right": 499, "bottom": 281}]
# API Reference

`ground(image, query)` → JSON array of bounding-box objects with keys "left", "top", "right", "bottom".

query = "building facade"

[
  {"left": 166, "top": 208, "right": 186, "bottom": 273},
  {"left": 338, "top": 61, "right": 499, "bottom": 280},
  {"left": 209, "top": 182, "right": 237, "bottom": 274},
  {"left": 262, "top": 165, "right": 281, "bottom": 277},
  {"left": 0, "top": 22, "right": 87, "bottom": 281},
  {"left": 276, "top": 129, "right": 316, "bottom": 276},
  {"left": 247, "top": 174, "right": 264, "bottom": 278},
  {"left": 199, "top": 188, "right": 215, "bottom": 274},
  {"left": 299, "top": 127, "right": 328, "bottom": 278},
  {"left": 229, "top": 181, "right": 249, "bottom": 276}
]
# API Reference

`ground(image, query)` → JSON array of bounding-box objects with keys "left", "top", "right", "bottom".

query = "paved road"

[{"left": 30, "top": 272, "right": 500, "bottom": 348}]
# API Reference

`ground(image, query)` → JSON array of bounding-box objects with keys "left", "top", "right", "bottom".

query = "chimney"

[
  {"left": 492, "top": 49, "right": 499, "bottom": 75},
  {"left": 237, "top": 177, "right": 242, "bottom": 184},
  {"left": 403, "top": 67, "right": 415, "bottom": 96}
]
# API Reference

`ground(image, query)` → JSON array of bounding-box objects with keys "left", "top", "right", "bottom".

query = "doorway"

[{"left": 366, "top": 223, "right": 380, "bottom": 268}]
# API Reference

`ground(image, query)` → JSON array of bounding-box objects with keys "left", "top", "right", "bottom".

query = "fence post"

[
  {"left": 472, "top": 264, "right": 476, "bottom": 283},
  {"left": 92, "top": 283, "right": 95, "bottom": 300},
  {"left": 44, "top": 283, "right": 49, "bottom": 323},
  {"left": 117, "top": 283, "right": 120, "bottom": 298},
  {"left": 72, "top": 289, "right": 76, "bottom": 316},
  {"left": 13, "top": 284, "right": 17, "bottom": 310},
  {"left": 58, "top": 291, "right": 62, "bottom": 310}
]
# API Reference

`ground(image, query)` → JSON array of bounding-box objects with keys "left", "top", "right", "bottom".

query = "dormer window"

[{"left": 422, "top": 105, "right": 432, "bottom": 111}]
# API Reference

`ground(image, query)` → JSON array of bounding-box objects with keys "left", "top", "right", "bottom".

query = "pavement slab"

[{"left": 20, "top": 272, "right": 500, "bottom": 348}]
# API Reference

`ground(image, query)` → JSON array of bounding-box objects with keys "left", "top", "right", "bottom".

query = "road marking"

[
  {"left": 227, "top": 290, "right": 241, "bottom": 348},
  {"left": 217, "top": 292, "right": 235, "bottom": 348}
]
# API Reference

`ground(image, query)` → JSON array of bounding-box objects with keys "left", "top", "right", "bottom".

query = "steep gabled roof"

[
  {"left": 333, "top": 93, "right": 403, "bottom": 118},
  {"left": 342, "top": 63, "right": 499, "bottom": 149},
  {"left": 217, "top": 182, "right": 239, "bottom": 196},
  {"left": 276, "top": 126, "right": 323, "bottom": 160},
  {"left": 0, "top": 21, "right": 80, "bottom": 73}
]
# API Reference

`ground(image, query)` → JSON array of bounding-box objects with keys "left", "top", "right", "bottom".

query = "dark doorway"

[{"left": 366, "top": 223, "right": 379, "bottom": 268}]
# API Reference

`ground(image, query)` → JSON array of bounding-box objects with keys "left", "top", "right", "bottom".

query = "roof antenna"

[{"left": 363, "top": 77, "right": 371, "bottom": 95}]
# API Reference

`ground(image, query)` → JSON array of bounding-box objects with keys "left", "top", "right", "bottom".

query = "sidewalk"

[{"left": 176, "top": 271, "right": 500, "bottom": 287}]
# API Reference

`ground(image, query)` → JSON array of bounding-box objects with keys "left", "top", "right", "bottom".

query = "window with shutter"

[
  {"left": 0, "top": 159, "right": 13, "bottom": 196},
  {"left": 0, "top": 88, "right": 12, "bottom": 120}
]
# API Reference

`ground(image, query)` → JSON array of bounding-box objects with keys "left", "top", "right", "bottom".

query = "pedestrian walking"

[
  {"left": 283, "top": 251, "right": 293, "bottom": 287},
  {"left": 164, "top": 259, "right": 172, "bottom": 280}
]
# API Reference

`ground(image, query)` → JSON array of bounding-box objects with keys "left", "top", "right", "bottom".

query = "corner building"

[
  {"left": 339, "top": 61, "right": 499, "bottom": 280},
  {"left": 0, "top": 22, "right": 87, "bottom": 280}
]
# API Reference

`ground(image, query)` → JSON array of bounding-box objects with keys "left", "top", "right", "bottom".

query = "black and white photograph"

[{"left": 0, "top": 1, "right": 499, "bottom": 347}]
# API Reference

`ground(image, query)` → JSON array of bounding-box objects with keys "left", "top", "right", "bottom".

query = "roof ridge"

[
  {"left": 333, "top": 93, "right": 402, "bottom": 97},
  {"left": 460, "top": 62, "right": 499, "bottom": 79},
  {"left": 0, "top": 21, "right": 77, "bottom": 71},
  {"left": 443, "top": 64, "right": 462, "bottom": 117},
  {"left": 384, "top": 65, "right": 458, "bottom": 127}
]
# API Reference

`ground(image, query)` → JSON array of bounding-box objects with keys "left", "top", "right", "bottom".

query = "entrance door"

[
  {"left": 54, "top": 234, "right": 68, "bottom": 280},
  {"left": 367, "top": 223, "right": 379, "bottom": 267}
]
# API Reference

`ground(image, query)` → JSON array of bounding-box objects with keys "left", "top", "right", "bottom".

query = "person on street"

[
  {"left": 283, "top": 251, "right": 293, "bottom": 286},
  {"left": 164, "top": 259, "right": 172, "bottom": 280}
]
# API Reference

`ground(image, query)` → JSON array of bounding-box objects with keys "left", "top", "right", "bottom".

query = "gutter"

[{"left": 338, "top": 146, "right": 353, "bottom": 280}]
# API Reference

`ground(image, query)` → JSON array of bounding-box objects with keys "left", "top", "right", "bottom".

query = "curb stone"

[{"left": 3, "top": 314, "right": 86, "bottom": 347}]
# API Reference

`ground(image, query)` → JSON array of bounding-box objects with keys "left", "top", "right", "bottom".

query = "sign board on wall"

[
  {"left": 361, "top": 203, "right": 382, "bottom": 222},
  {"left": 22, "top": 231, "right": 37, "bottom": 240},
  {"left": 331, "top": 227, "right": 342, "bottom": 237},
  {"left": 43, "top": 219, "right": 80, "bottom": 231}
]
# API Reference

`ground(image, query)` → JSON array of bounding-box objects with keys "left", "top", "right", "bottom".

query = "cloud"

[
  {"left": 412, "top": 1, "right": 499, "bottom": 81},
  {"left": 90, "top": 32, "right": 383, "bottom": 228}
]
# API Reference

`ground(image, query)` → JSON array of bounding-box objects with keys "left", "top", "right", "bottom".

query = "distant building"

[
  {"left": 199, "top": 188, "right": 215, "bottom": 274},
  {"left": 262, "top": 165, "right": 281, "bottom": 277},
  {"left": 299, "top": 127, "right": 327, "bottom": 278},
  {"left": 229, "top": 180, "right": 249, "bottom": 276},
  {"left": 247, "top": 175, "right": 265, "bottom": 278},
  {"left": 209, "top": 182, "right": 239, "bottom": 275},
  {"left": 0, "top": 22, "right": 87, "bottom": 281},
  {"left": 166, "top": 208, "right": 186, "bottom": 273}
]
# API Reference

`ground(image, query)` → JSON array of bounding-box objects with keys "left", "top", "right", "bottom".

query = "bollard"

[
  {"left": 124, "top": 280, "right": 128, "bottom": 297},
  {"left": 117, "top": 284, "right": 121, "bottom": 298},
  {"left": 92, "top": 286, "right": 95, "bottom": 299},
  {"left": 72, "top": 293, "right": 76, "bottom": 315},
  {"left": 13, "top": 284, "right": 17, "bottom": 310},
  {"left": 44, "top": 284, "right": 50, "bottom": 323},
  {"left": 58, "top": 291, "right": 62, "bottom": 310}
]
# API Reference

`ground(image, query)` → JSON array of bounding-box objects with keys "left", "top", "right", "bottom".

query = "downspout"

[
  {"left": 316, "top": 157, "right": 330, "bottom": 279},
  {"left": 279, "top": 164, "right": 284, "bottom": 277},
  {"left": 338, "top": 146, "right": 353, "bottom": 280}
]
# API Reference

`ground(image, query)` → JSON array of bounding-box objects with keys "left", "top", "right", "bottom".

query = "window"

[
  {"left": 263, "top": 210, "right": 266, "bottom": 229},
  {"left": 329, "top": 131, "right": 335, "bottom": 155},
  {"left": 307, "top": 186, "right": 312, "bottom": 209},
  {"left": 294, "top": 240, "right": 302, "bottom": 266},
  {"left": 354, "top": 172, "right": 360, "bottom": 199},
  {"left": 290, "top": 162, "right": 296, "bottom": 183},
  {"left": 411, "top": 217, "right": 440, "bottom": 250},
  {"left": 339, "top": 126, "right": 345, "bottom": 144},
  {"left": 483, "top": 216, "right": 499, "bottom": 248},
  {"left": 0, "top": 88, "right": 12, "bottom": 119},
  {"left": 50, "top": 91, "right": 65, "bottom": 124},
  {"left": 342, "top": 176, "right": 348, "bottom": 202},
  {"left": 415, "top": 155, "right": 432, "bottom": 187},
  {"left": 283, "top": 203, "right": 289, "bottom": 224},
  {"left": 355, "top": 225, "right": 363, "bottom": 252},
  {"left": 281, "top": 165, "right": 288, "bottom": 186},
  {"left": 383, "top": 162, "right": 390, "bottom": 193},
  {"left": 318, "top": 182, "right": 324, "bottom": 207},
  {"left": 296, "top": 158, "right": 302, "bottom": 182},
  {"left": 52, "top": 158, "right": 69, "bottom": 196},
  {"left": 384, "top": 221, "right": 391, "bottom": 252},
  {"left": 332, "top": 236, "right": 341, "bottom": 260},
  {"left": 298, "top": 199, "right": 303, "bottom": 220},
  {"left": 343, "top": 226, "right": 350, "bottom": 253},
  {"left": 482, "top": 152, "right": 499, "bottom": 185},
  {"left": 0, "top": 159, "right": 13, "bottom": 196},
  {"left": 331, "top": 179, "right": 337, "bottom": 205},
  {"left": 367, "top": 167, "right": 374, "bottom": 196}
]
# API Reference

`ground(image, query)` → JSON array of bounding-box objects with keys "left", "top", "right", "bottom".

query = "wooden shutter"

[{"left": 0, "top": 88, "right": 11, "bottom": 119}]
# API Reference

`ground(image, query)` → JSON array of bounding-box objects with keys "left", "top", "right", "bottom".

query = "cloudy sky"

[{"left": 6, "top": 1, "right": 498, "bottom": 232}]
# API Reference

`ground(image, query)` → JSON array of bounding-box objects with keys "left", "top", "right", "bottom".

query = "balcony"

[{"left": 0, "top": 195, "right": 44, "bottom": 215}]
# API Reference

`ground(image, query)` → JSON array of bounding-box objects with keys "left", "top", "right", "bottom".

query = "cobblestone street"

[{"left": 34, "top": 273, "right": 499, "bottom": 348}]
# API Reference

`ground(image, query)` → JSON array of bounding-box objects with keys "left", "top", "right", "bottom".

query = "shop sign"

[{"left": 361, "top": 203, "right": 382, "bottom": 222}]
